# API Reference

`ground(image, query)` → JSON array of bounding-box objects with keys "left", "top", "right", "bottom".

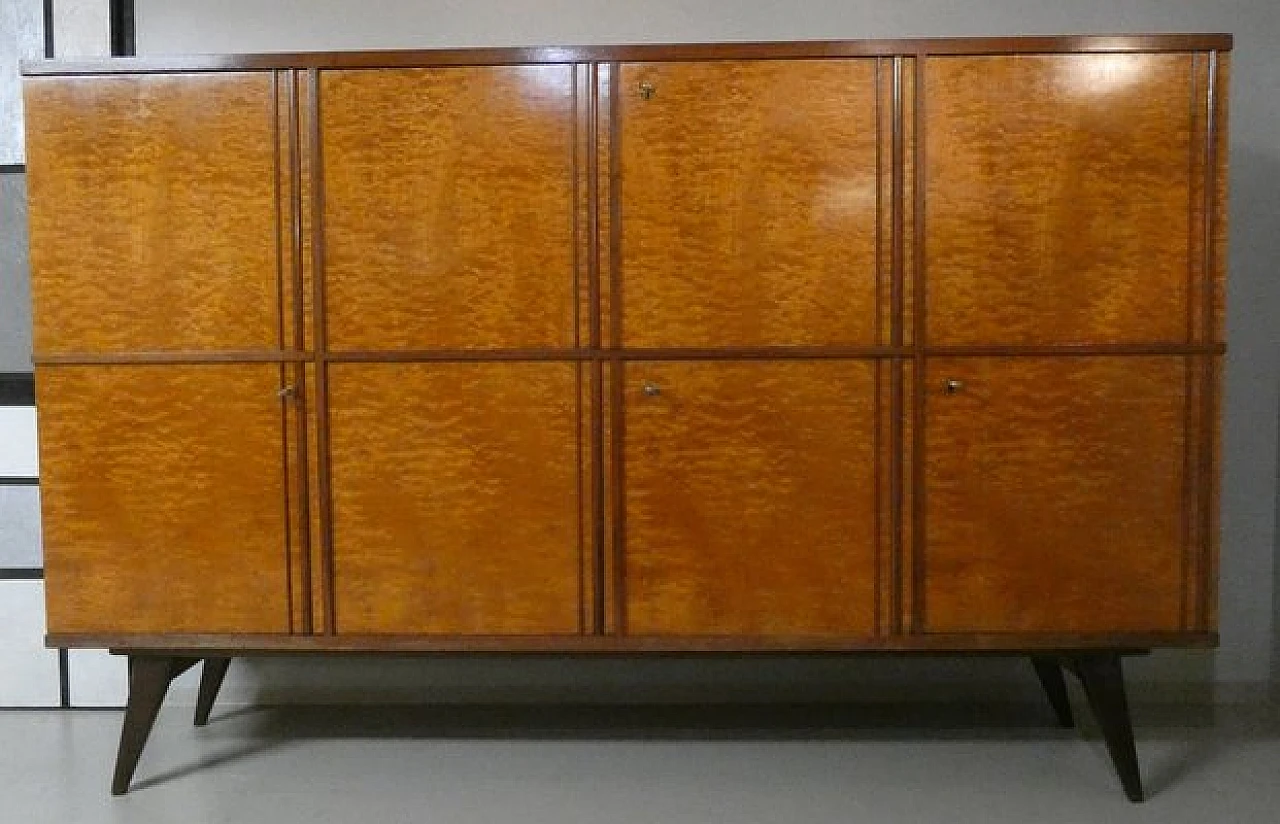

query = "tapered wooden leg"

[
  {"left": 1031, "top": 656, "right": 1074, "bottom": 728},
  {"left": 111, "top": 655, "right": 197, "bottom": 796},
  {"left": 194, "top": 658, "right": 232, "bottom": 727},
  {"left": 1071, "top": 653, "right": 1144, "bottom": 803}
]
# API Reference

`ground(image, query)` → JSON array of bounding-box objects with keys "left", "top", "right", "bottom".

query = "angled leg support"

[
  {"left": 1065, "top": 652, "right": 1145, "bottom": 803},
  {"left": 194, "top": 657, "right": 232, "bottom": 727},
  {"left": 1030, "top": 656, "right": 1075, "bottom": 728},
  {"left": 111, "top": 655, "right": 199, "bottom": 795}
]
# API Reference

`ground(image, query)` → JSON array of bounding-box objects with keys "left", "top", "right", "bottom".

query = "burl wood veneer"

[
  {"left": 25, "top": 73, "right": 281, "bottom": 355},
  {"left": 622, "top": 360, "right": 879, "bottom": 636},
  {"left": 36, "top": 365, "right": 290, "bottom": 634},
  {"left": 320, "top": 66, "right": 579, "bottom": 351},
  {"left": 327, "top": 362, "right": 584, "bottom": 635},
  {"left": 924, "top": 54, "right": 1205, "bottom": 346},
  {"left": 22, "top": 35, "right": 1230, "bottom": 800},
  {"left": 617, "top": 60, "right": 880, "bottom": 347}
]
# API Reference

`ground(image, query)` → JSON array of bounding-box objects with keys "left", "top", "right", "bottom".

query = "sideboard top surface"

[{"left": 21, "top": 34, "right": 1232, "bottom": 76}]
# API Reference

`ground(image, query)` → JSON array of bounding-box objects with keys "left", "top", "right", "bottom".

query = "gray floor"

[{"left": 1, "top": 699, "right": 1278, "bottom": 824}]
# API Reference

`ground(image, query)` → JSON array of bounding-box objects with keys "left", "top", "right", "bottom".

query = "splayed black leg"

[
  {"left": 1031, "top": 656, "right": 1074, "bottom": 728},
  {"left": 112, "top": 655, "right": 198, "bottom": 795},
  {"left": 1070, "top": 653, "right": 1144, "bottom": 803},
  {"left": 194, "top": 658, "right": 232, "bottom": 727}
]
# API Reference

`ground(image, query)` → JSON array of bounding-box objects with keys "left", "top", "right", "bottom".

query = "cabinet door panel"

[
  {"left": 624, "top": 361, "right": 878, "bottom": 636},
  {"left": 25, "top": 74, "right": 281, "bottom": 354},
  {"left": 37, "top": 365, "right": 290, "bottom": 634},
  {"left": 329, "top": 362, "right": 582, "bottom": 635},
  {"left": 924, "top": 357, "right": 1187, "bottom": 633},
  {"left": 321, "top": 67, "right": 577, "bottom": 350},
  {"left": 618, "top": 60, "right": 880, "bottom": 348},
  {"left": 925, "top": 54, "right": 1196, "bottom": 345}
]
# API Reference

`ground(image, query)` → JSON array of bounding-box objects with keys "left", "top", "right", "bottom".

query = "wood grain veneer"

[
  {"left": 21, "top": 37, "right": 1229, "bottom": 656},
  {"left": 922, "top": 357, "right": 1190, "bottom": 633},
  {"left": 22, "top": 38, "right": 1233, "bottom": 802},
  {"left": 320, "top": 66, "right": 578, "bottom": 351},
  {"left": 617, "top": 60, "right": 880, "bottom": 347},
  {"left": 923, "top": 54, "right": 1199, "bottom": 345},
  {"left": 37, "top": 365, "right": 290, "bottom": 634},
  {"left": 327, "top": 362, "right": 583, "bottom": 635},
  {"left": 622, "top": 361, "right": 879, "bottom": 635},
  {"left": 24, "top": 73, "right": 281, "bottom": 355}
]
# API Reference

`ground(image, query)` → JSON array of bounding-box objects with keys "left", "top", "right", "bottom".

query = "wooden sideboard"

[{"left": 22, "top": 34, "right": 1230, "bottom": 800}]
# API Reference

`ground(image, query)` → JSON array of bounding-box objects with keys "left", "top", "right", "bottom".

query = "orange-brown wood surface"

[
  {"left": 622, "top": 361, "right": 879, "bottom": 635},
  {"left": 617, "top": 60, "right": 881, "bottom": 348},
  {"left": 320, "top": 66, "right": 578, "bottom": 351},
  {"left": 20, "top": 39, "right": 1229, "bottom": 653},
  {"left": 923, "top": 54, "right": 1199, "bottom": 345},
  {"left": 922, "top": 357, "right": 1190, "bottom": 633},
  {"left": 327, "top": 362, "right": 584, "bottom": 634},
  {"left": 37, "top": 365, "right": 291, "bottom": 634},
  {"left": 24, "top": 73, "right": 282, "bottom": 355}
]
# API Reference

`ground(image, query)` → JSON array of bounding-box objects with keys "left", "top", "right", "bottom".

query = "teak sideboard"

[{"left": 21, "top": 34, "right": 1230, "bottom": 800}]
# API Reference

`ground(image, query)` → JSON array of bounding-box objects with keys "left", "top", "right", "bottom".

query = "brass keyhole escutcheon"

[
  {"left": 638, "top": 81, "right": 656, "bottom": 100},
  {"left": 943, "top": 378, "right": 965, "bottom": 395}
]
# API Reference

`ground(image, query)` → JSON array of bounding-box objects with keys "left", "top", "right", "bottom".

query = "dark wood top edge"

[
  {"left": 21, "top": 34, "right": 1233, "bottom": 75},
  {"left": 47, "top": 631, "right": 1218, "bottom": 653}
]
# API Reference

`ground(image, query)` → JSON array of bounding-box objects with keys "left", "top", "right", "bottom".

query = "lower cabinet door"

[
  {"left": 623, "top": 361, "right": 880, "bottom": 636},
  {"left": 923, "top": 357, "right": 1188, "bottom": 633},
  {"left": 37, "top": 365, "right": 291, "bottom": 634},
  {"left": 328, "top": 362, "right": 584, "bottom": 635}
]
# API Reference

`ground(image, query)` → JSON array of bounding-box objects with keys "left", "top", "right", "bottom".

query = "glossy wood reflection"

[
  {"left": 19, "top": 38, "right": 1229, "bottom": 660},
  {"left": 328, "top": 362, "right": 583, "bottom": 635},
  {"left": 24, "top": 74, "right": 281, "bottom": 354},
  {"left": 924, "top": 54, "right": 1198, "bottom": 345},
  {"left": 617, "top": 60, "right": 881, "bottom": 347},
  {"left": 623, "top": 361, "right": 879, "bottom": 635},
  {"left": 923, "top": 357, "right": 1188, "bottom": 633},
  {"left": 37, "top": 365, "right": 290, "bottom": 634},
  {"left": 321, "top": 66, "right": 578, "bottom": 350}
]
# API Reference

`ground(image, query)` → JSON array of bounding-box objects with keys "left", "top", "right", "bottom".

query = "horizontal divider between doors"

[
  {"left": 29, "top": 345, "right": 1225, "bottom": 367},
  {"left": 324, "top": 347, "right": 916, "bottom": 362},
  {"left": 924, "top": 343, "right": 1226, "bottom": 357}
]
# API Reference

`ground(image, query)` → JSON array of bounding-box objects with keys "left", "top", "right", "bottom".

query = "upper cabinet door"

[
  {"left": 618, "top": 60, "right": 880, "bottom": 348},
  {"left": 924, "top": 54, "right": 1201, "bottom": 345},
  {"left": 321, "top": 67, "right": 578, "bottom": 351},
  {"left": 25, "top": 73, "right": 282, "bottom": 354}
]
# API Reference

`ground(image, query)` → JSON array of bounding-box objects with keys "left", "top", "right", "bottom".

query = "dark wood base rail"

[{"left": 110, "top": 651, "right": 1145, "bottom": 801}]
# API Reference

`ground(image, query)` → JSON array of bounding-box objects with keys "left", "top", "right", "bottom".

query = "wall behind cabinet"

[{"left": 119, "top": 0, "right": 1280, "bottom": 699}]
